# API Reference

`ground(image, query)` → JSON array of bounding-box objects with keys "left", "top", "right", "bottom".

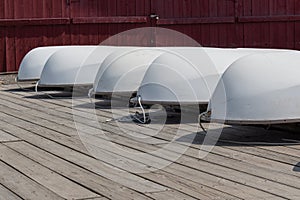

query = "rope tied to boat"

[
  {"left": 130, "top": 95, "right": 151, "bottom": 124},
  {"left": 198, "top": 110, "right": 211, "bottom": 133}
]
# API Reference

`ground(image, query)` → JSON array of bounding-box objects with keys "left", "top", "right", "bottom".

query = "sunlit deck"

[{"left": 0, "top": 82, "right": 300, "bottom": 200}]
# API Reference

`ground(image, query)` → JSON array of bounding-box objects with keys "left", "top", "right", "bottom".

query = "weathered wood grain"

[{"left": 1, "top": 84, "right": 300, "bottom": 199}]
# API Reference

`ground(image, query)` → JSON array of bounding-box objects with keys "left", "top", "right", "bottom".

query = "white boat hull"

[
  {"left": 93, "top": 48, "right": 168, "bottom": 95},
  {"left": 17, "top": 46, "right": 68, "bottom": 81},
  {"left": 38, "top": 46, "right": 120, "bottom": 87},
  {"left": 137, "top": 48, "right": 282, "bottom": 105},
  {"left": 209, "top": 51, "right": 300, "bottom": 124}
]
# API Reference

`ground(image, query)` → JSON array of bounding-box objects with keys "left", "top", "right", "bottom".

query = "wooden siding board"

[
  {"left": 209, "top": 0, "right": 218, "bottom": 17},
  {"left": 250, "top": 0, "right": 269, "bottom": 16},
  {"left": 135, "top": 0, "right": 145, "bottom": 16},
  {"left": 0, "top": 29, "right": 4, "bottom": 72},
  {"left": 286, "top": 22, "right": 295, "bottom": 49},
  {"left": 242, "top": 0, "right": 252, "bottom": 16},
  {"left": 244, "top": 22, "right": 269, "bottom": 48},
  {"left": 164, "top": 0, "right": 174, "bottom": 18},
  {"left": 295, "top": 0, "right": 300, "bottom": 15},
  {"left": 5, "top": 27, "right": 16, "bottom": 72},
  {"left": 0, "top": 0, "right": 4, "bottom": 19},
  {"left": 270, "top": 0, "right": 287, "bottom": 15},
  {"left": 88, "top": 0, "right": 98, "bottom": 17},
  {"left": 2, "top": 0, "right": 300, "bottom": 72},
  {"left": 4, "top": 0, "right": 14, "bottom": 19},
  {"left": 190, "top": 0, "right": 200, "bottom": 17},
  {"left": 108, "top": 0, "right": 117, "bottom": 17}
]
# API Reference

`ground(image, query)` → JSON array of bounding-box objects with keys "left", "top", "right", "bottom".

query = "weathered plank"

[
  {"left": 6, "top": 137, "right": 239, "bottom": 200},
  {"left": 0, "top": 130, "right": 20, "bottom": 143},
  {"left": 0, "top": 184, "right": 22, "bottom": 200},
  {"left": 5, "top": 141, "right": 156, "bottom": 200},
  {"left": 0, "top": 161, "right": 64, "bottom": 200},
  {"left": 0, "top": 117, "right": 167, "bottom": 196},
  {"left": 8, "top": 90, "right": 298, "bottom": 184},
  {"left": 0, "top": 101, "right": 258, "bottom": 199},
  {"left": 0, "top": 143, "right": 100, "bottom": 199},
  {"left": 2, "top": 85, "right": 300, "bottom": 199}
]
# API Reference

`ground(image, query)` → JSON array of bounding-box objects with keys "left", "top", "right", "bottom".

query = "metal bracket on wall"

[{"left": 150, "top": 14, "right": 159, "bottom": 20}]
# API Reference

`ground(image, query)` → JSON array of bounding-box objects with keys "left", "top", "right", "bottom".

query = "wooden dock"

[{"left": 0, "top": 83, "right": 300, "bottom": 200}]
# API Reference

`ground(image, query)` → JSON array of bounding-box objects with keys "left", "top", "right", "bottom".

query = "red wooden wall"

[{"left": 1, "top": 0, "right": 300, "bottom": 72}]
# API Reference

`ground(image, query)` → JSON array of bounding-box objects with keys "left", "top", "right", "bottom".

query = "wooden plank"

[
  {"left": 88, "top": 0, "right": 98, "bottom": 17},
  {"left": 214, "top": 126, "right": 300, "bottom": 165},
  {"left": 157, "top": 17, "right": 235, "bottom": 25},
  {"left": 209, "top": 0, "right": 218, "bottom": 17},
  {"left": 142, "top": 170, "right": 241, "bottom": 200},
  {"left": 1, "top": 87, "right": 300, "bottom": 198},
  {"left": 98, "top": 0, "right": 108, "bottom": 17},
  {"left": 78, "top": 0, "right": 89, "bottom": 18},
  {"left": 0, "top": 160, "right": 64, "bottom": 200},
  {"left": 0, "top": 0, "right": 4, "bottom": 19},
  {"left": 0, "top": 106, "right": 79, "bottom": 137},
  {"left": 243, "top": 22, "right": 270, "bottom": 48},
  {"left": 0, "top": 113, "right": 168, "bottom": 195},
  {"left": 0, "top": 143, "right": 100, "bottom": 199},
  {"left": 78, "top": 198, "right": 109, "bottom": 200},
  {"left": 4, "top": 0, "right": 14, "bottom": 19},
  {"left": 5, "top": 141, "right": 154, "bottom": 200},
  {"left": 0, "top": 93, "right": 262, "bottom": 199},
  {"left": 151, "top": 0, "right": 164, "bottom": 18},
  {"left": 146, "top": 190, "right": 196, "bottom": 200},
  {"left": 0, "top": 130, "right": 20, "bottom": 143},
  {"left": 81, "top": 129, "right": 300, "bottom": 199},
  {"left": 0, "top": 89, "right": 291, "bottom": 164},
  {"left": 0, "top": 184, "right": 22, "bottom": 200},
  {"left": 72, "top": 16, "right": 148, "bottom": 24},
  {"left": 11, "top": 93, "right": 300, "bottom": 197},
  {"left": 6, "top": 137, "right": 238, "bottom": 200},
  {"left": 251, "top": 0, "right": 269, "bottom": 16},
  {"left": 107, "top": 0, "right": 117, "bottom": 17},
  {"left": 0, "top": 18, "right": 71, "bottom": 26},
  {"left": 0, "top": 28, "right": 5, "bottom": 72},
  {"left": 82, "top": 134, "right": 288, "bottom": 199},
  {"left": 1, "top": 129, "right": 246, "bottom": 199},
  {"left": 241, "top": 0, "right": 251, "bottom": 16},
  {"left": 286, "top": 0, "right": 296, "bottom": 49},
  {"left": 270, "top": 0, "right": 287, "bottom": 15},
  {"left": 238, "top": 15, "right": 300, "bottom": 23},
  {"left": 36, "top": 99, "right": 300, "bottom": 188},
  {"left": 4, "top": 27, "right": 16, "bottom": 72},
  {"left": 259, "top": 145, "right": 300, "bottom": 160},
  {"left": 126, "top": 0, "right": 137, "bottom": 16},
  {"left": 163, "top": 0, "right": 174, "bottom": 18},
  {"left": 135, "top": 0, "right": 147, "bottom": 16},
  {"left": 0, "top": 97, "right": 296, "bottom": 198},
  {"left": 13, "top": 0, "right": 24, "bottom": 19}
]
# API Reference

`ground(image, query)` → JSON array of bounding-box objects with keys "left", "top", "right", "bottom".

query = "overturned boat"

[
  {"left": 17, "top": 46, "right": 68, "bottom": 82},
  {"left": 91, "top": 47, "right": 168, "bottom": 96},
  {"left": 38, "top": 45, "right": 125, "bottom": 88},
  {"left": 208, "top": 51, "right": 300, "bottom": 125},
  {"left": 92, "top": 47, "right": 248, "bottom": 99},
  {"left": 135, "top": 48, "right": 272, "bottom": 105}
]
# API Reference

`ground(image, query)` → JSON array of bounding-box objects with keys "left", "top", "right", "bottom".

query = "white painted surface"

[
  {"left": 210, "top": 51, "right": 300, "bottom": 124},
  {"left": 17, "top": 46, "right": 68, "bottom": 81},
  {"left": 93, "top": 48, "right": 167, "bottom": 94},
  {"left": 38, "top": 46, "right": 120, "bottom": 87},
  {"left": 137, "top": 48, "right": 281, "bottom": 105}
]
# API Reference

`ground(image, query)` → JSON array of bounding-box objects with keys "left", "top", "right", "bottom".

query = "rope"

[{"left": 15, "top": 77, "right": 34, "bottom": 91}]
